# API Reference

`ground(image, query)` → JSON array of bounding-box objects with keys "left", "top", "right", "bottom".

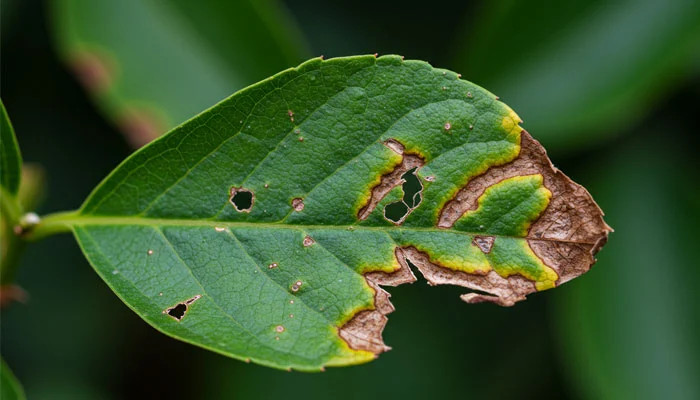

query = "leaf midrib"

[{"left": 47, "top": 214, "right": 599, "bottom": 245}]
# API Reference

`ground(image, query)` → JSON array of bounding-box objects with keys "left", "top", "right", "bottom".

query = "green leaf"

[
  {"left": 0, "top": 100, "right": 22, "bottom": 196},
  {"left": 51, "top": 0, "right": 310, "bottom": 146},
  {"left": 0, "top": 357, "right": 26, "bottom": 400},
  {"left": 451, "top": 0, "right": 700, "bottom": 152},
  {"left": 44, "top": 55, "right": 610, "bottom": 371}
]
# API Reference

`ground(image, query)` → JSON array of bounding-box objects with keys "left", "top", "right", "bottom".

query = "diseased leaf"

[
  {"left": 52, "top": 0, "right": 310, "bottom": 146},
  {"left": 0, "top": 100, "right": 22, "bottom": 196},
  {"left": 46, "top": 55, "right": 610, "bottom": 371},
  {"left": 0, "top": 357, "right": 26, "bottom": 400}
]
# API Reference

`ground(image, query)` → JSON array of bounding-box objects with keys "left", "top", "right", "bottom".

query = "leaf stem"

[{"left": 22, "top": 210, "right": 77, "bottom": 242}]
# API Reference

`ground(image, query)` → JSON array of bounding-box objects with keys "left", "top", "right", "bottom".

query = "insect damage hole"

[
  {"left": 384, "top": 168, "right": 423, "bottom": 224},
  {"left": 229, "top": 187, "right": 254, "bottom": 212},
  {"left": 163, "top": 294, "right": 202, "bottom": 322}
]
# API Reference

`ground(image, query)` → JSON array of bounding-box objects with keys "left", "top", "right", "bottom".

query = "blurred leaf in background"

[
  {"left": 451, "top": 0, "right": 700, "bottom": 152},
  {"left": 553, "top": 110, "right": 700, "bottom": 399},
  {"left": 52, "top": 0, "right": 310, "bottom": 146},
  {"left": 1, "top": 358, "right": 26, "bottom": 400}
]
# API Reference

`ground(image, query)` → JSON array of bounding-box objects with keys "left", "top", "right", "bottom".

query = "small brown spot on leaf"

[
  {"left": 289, "top": 314, "right": 294, "bottom": 318},
  {"left": 275, "top": 325, "right": 285, "bottom": 333},
  {"left": 292, "top": 198, "right": 305, "bottom": 212},
  {"left": 472, "top": 236, "right": 495, "bottom": 254},
  {"left": 288, "top": 110, "right": 294, "bottom": 122},
  {"left": 467, "top": 91, "right": 473, "bottom": 98},
  {"left": 444, "top": 122, "right": 452, "bottom": 131},
  {"left": 268, "top": 262, "right": 278, "bottom": 269},
  {"left": 425, "top": 176, "right": 435, "bottom": 182},
  {"left": 229, "top": 187, "right": 254, "bottom": 212},
  {"left": 303, "top": 236, "right": 315, "bottom": 247},
  {"left": 214, "top": 226, "right": 226, "bottom": 232},
  {"left": 147, "top": 249, "right": 154, "bottom": 255},
  {"left": 291, "top": 280, "right": 303, "bottom": 292}
]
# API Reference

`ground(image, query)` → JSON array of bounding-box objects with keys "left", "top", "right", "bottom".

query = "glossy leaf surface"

[{"left": 57, "top": 55, "right": 609, "bottom": 370}]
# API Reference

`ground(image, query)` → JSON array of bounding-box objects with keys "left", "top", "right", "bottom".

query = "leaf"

[
  {"left": 450, "top": 0, "right": 700, "bottom": 152},
  {"left": 51, "top": 0, "right": 310, "bottom": 146},
  {"left": 0, "top": 357, "right": 26, "bottom": 400},
  {"left": 0, "top": 100, "right": 22, "bottom": 196},
  {"left": 49, "top": 55, "right": 610, "bottom": 371}
]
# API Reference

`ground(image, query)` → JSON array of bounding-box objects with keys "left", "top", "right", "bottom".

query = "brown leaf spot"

[
  {"left": 292, "top": 198, "right": 305, "bottom": 212},
  {"left": 229, "top": 187, "right": 255, "bottom": 212},
  {"left": 275, "top": 325, "right": 285, "bottom": 333},
  {"left": 438, "top": 131, "right": 611, "bottom": 287},
  {"left": 302, "top": 236, "right": 315, "bottom": 247},
  {"left": 472, "top": 236, "right": 495, "bottom": 254},
  {"left": 291, "top": 280, "right": 303, "bottom": 292},
  {"left": 268, "top": 262, "right": 278, "bottom": 269},
  {"left": 338, "top": 248, "right": 417, "bottom": 354}
]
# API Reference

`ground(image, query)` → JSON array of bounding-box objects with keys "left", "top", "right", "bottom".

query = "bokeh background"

[{"left": 2, "top": 0, "right": 699, "bottom": 399}]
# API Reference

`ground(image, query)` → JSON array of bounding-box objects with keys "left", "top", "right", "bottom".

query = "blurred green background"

[{"left": 1, "top": 0, "right": 699, "bottom": 399}]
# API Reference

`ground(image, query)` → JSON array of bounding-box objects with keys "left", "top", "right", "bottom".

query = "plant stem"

[
  {"left": 0, "top": 187, "right": 23, "bottom": 285},
  {"left": 22, "top": 210, "right": 77, "bottom": 242}
]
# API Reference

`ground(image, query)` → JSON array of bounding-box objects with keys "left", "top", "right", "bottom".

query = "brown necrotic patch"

[
  {"left": 302, "top": 236, "right": 315, "bottom": 247},
  {"left": 291, "top": 198, "right": 305, "bottom": 212},
  {"left": 339, "top": 131, "right": 611, "bottom": 355},
  {"left": 163, "top": 294, "right": 202, "bottom": 321},
  {"left": 472, "top": 236, "right": 495, "bottom": 254},
  {"left": 438, "top": 131, "right": 611, "bottom": 285},
  {"left": 229, "top": 187, "right": 255, "bottom": 212},
  {"left": 338, "top": 248, "right": 417, "bottom": 354}
]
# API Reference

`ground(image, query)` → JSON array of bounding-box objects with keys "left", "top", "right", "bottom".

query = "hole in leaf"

[
  {"left": 167, "top": 304, "right": 187, "bottom": 320},
  {"left": 402, "top": 168, "right": 422, "bottom": 208},
  {"left": 385, "top": 202, "right": 409, "bottom": 223},
  {"left": 163, "top": 294, "right": 201, "bottom": 321},
  {"left": 229, "top": 187, "right": 254, "bottom": 212},
  {"left": 383, "top": 168, "right": 423, "bottom": 224}
]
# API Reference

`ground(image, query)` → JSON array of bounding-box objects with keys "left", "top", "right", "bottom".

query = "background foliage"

[{"left": 1, "top": 0, "right": 699, "bottom": 399}]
